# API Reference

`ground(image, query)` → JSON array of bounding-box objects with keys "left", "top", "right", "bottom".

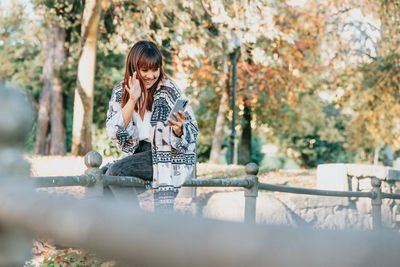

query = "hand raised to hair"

[{"left": 125, "top": 72, "right": 141, "bottom": 103}]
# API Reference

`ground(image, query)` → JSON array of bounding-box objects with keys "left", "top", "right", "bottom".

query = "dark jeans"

[{"left": 103, "top": 141, "right": 153, "bottom": 180}]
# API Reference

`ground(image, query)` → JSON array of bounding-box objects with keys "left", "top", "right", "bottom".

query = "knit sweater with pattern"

[{"left": 106, "top": 76, "right": 198, "bottom": 190}]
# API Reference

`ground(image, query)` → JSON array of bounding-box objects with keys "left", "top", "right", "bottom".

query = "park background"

[
  {"left": 1, "top": 0, "right": 400, "bottom": 265},
  {"left": 1, "top": 0, "right": 400, "bottom": 169}
]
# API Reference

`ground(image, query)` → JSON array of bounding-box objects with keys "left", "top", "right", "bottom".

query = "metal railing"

[{"left": 31, "top": 150, "right": 400, "bottom": 230}]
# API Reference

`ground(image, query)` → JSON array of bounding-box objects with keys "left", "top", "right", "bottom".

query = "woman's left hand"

[{"left": 168, "top": 111, "right": 185, "bottom": 137}]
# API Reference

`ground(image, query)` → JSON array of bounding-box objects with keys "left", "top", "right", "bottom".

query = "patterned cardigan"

[{"left": 106, "top": 77, "right": 198, "bottom": 191}]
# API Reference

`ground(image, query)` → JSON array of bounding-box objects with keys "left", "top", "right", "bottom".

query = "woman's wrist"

[
  {"left": 173, "top": 126, "right": 183, "bottom": 137},
  {"left": 122, "top": 98, "right": 137, "bottom": 128},
  {"left": 127, "top": 97, "right": 138, "bottom": 105}
]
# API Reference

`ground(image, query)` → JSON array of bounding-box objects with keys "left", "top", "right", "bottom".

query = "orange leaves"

[
  {"left": 169, "top": 0, "right": 323, "bottom": 122},
  {"left": 287, "top": 90, "right": 297, "bottom": 106},
  {"left": 278, "top": 14, "right": 286, "bottom": 24},
  {"left": 296, "top": 39, "right": 315, "bottom": 50},
  {"left": 267, "top": 86, "right": 273, "bottom": 97}
]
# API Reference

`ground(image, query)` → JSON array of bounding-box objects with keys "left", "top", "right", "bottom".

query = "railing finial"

[
  {"left": 371, "top": 178, "right": 382, "bottom": 188},
  {"left": 84, "top": 151, "right": 104, "bottom": 198},
  {"left": 245, "top": 162, "right": 259, "bottom": 176},
  {"left": 84, "top": 151, "right": 102, "bottom": 168}
]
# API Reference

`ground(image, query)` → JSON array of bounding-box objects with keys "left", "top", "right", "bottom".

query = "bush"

[
  {"left": 196, "top": 136, "right": 212, "bottom": 162},
  {"left": 92, "top": 126, "right": 121, "bottom": 158},
  {"left": 289, "top": 134, "right": 355, "bottom": 168}
]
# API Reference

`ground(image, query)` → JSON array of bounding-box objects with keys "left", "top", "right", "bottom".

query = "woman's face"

[{"left": 139, "top": 67, "right": 160, "bottom": 89}]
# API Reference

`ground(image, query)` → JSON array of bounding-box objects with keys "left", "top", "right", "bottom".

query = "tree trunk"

[
  {"left": 50, "top": 26, "right": 66, "bottom": 155},
  {"left": 209, "top": 55, "right": 230, "bottom": 164},
  {"left": 34, "top": 25, "right": 67, "bottom": 155},
  {"left": 34, "top": 28, "right": 55, "bottom": 155},
  {"left": 238, "top": 102, "right": 252, "bottom": 165},
  {"left": 71, "top": 0, "right": 102, "bottom": 156}
]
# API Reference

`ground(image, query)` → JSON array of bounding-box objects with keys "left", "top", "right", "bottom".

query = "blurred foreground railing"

[
  {"left": 3, "top": 83, "right": 400, "bottom": 266},
  {"left": 4, "top": 178, "right": 400, "bottom": 267}
]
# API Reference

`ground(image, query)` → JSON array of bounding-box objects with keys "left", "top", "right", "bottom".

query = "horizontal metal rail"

[
  {"left": 104, "top": 176, "right": 146, "bottom": 187},
  {"left": 34, "top": 175, "right": 400, "bottom": 202},
  {"left": 381, "top": 192, "right": 400, "bottom": 200},
  {"left": 183, "top": 178, "right": 250, "bottom": 188},
  {"left": 33, "top": 176, "right": 251, "bottom": 188},
  {"left": 259, "top": 182, "right": 375, "bottom": 198},
  {"left": 33, "top": 175, "right": 96, "bottom": 188}
]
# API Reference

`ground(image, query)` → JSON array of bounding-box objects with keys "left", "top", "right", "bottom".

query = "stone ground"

[{"left": 24, "top": 156, "right": 380, "bottom": 266}]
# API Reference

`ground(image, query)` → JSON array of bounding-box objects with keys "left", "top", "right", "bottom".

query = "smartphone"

[{"left": 168, "top": 99, "right": 188, "bottom": 122}]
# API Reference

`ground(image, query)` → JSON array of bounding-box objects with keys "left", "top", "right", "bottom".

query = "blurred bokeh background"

[{"left": 1, "top": 0, "right": 399, "bottom": 169}]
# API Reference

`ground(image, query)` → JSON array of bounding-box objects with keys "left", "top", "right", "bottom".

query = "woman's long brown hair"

[{"left": 121, "top": 40, "right": 166, "bottom": 119}]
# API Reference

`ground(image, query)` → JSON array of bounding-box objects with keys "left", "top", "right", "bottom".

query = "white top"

[{"left": 132, "top": 110, "right": 152, "bottom": 141}]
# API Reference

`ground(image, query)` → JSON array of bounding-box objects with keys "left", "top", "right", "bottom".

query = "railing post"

[
  {"left": 84, "top": 151, "right": 103, "bottom": 198},
  {"left": 0, "top": 84, "right": 34, "bottom": 265},
  {"left": 244, "top": 163, "right": 259, "bottom": 223},
  {"left": 371, "top": 178, "right": 382, "bottom": 231}
]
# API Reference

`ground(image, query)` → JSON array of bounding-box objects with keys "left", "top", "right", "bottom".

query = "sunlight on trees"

[{"left": 1, "top": 0, "right": 400, "bottom": 167}]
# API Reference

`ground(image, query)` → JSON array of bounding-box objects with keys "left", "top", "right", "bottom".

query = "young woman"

[{"left": 104, "top": 40, "right": 198, "bottom": 212}]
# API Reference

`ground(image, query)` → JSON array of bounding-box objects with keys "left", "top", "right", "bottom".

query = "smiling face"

[
  {"left": 139, "top": 67, "right": 161, "bottom": 89},
  {"left": 122, "top": 40, "right": 165, "bottom": 109}
]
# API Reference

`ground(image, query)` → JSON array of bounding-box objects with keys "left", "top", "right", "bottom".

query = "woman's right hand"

[{"left": 125, "top": 72, "right": 141, "bottom": 103}]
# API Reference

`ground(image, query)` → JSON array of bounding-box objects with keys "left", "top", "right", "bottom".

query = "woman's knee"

[
  {"left": 105, "top": 159, "right": 133, "bottom": 176},
  {"left": 100, "top": 166, "right": 108, "bottom": 174},
  {"left": 105, "top": 164, "right": 121, "bottom": 176}
]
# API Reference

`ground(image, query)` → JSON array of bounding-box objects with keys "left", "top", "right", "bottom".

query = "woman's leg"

[
  {"left": 105, "top": 150, "right": 153, "bottom": 180},
  {"left": 104, "top": 146, "right": 153, "bottom": 199}
]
